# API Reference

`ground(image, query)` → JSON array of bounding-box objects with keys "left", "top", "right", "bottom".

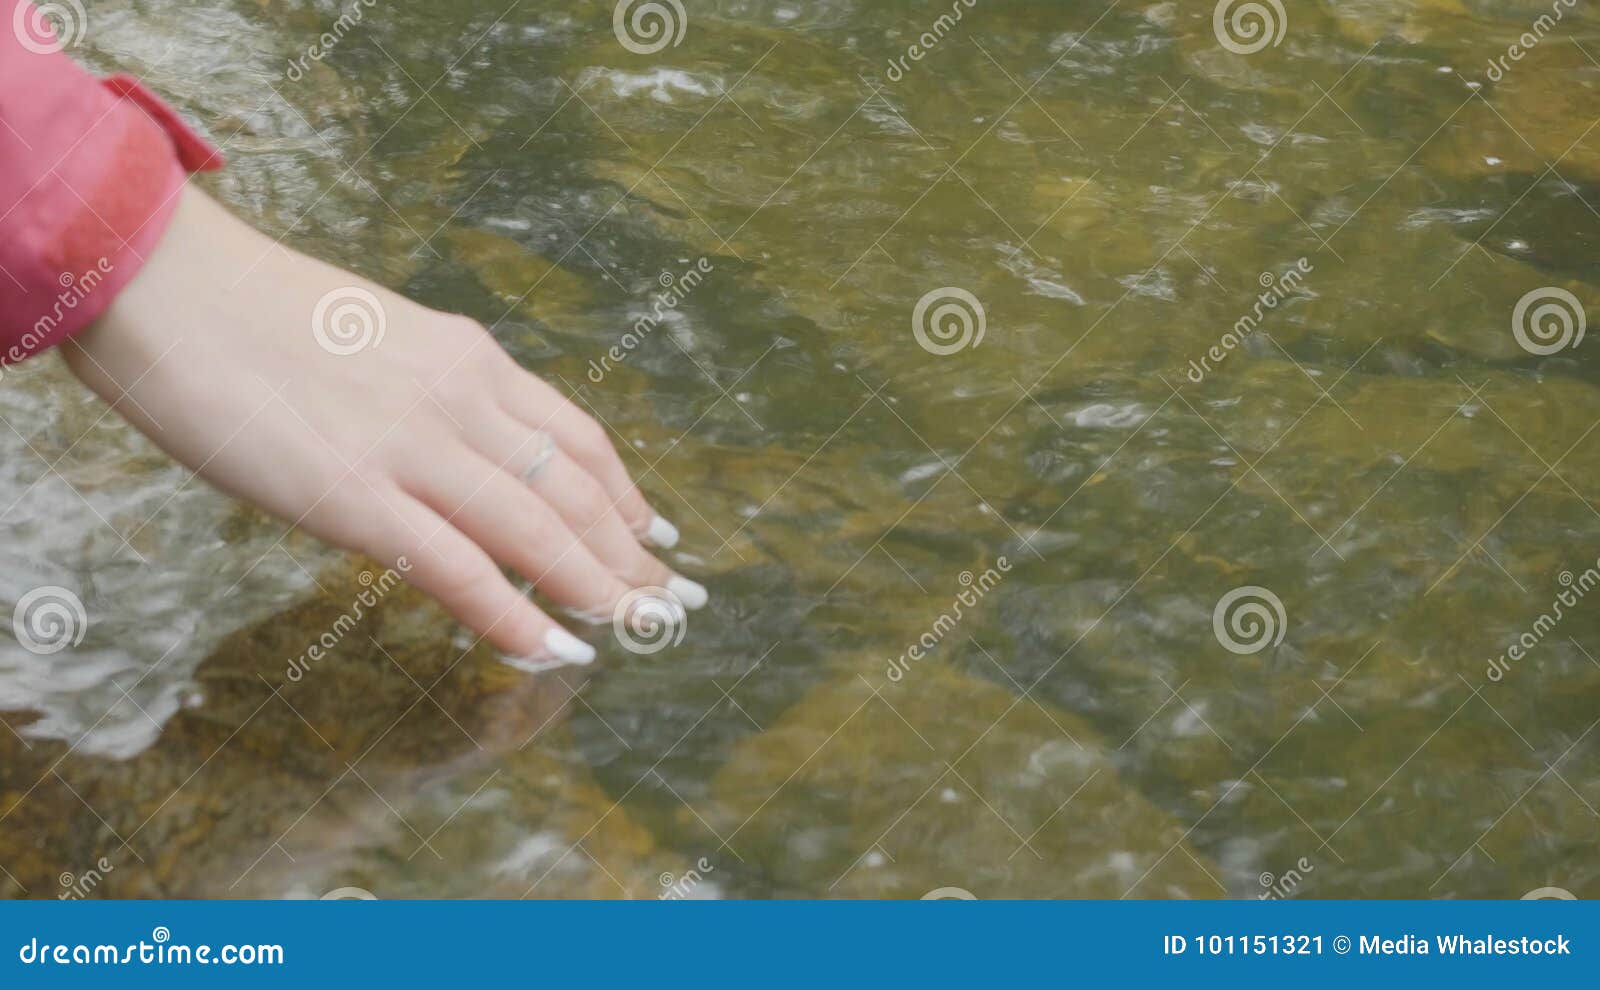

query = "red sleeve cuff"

[
  {"left": 0, "top": 60, "right": 223, "bottom": 366},
  {"left": 101, "top": 75, "right": 225, "bottom": 174}
]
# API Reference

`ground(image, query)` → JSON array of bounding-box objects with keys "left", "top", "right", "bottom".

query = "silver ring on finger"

[{"left": 519, "top": 431, "right": 557, "bottom": 485}]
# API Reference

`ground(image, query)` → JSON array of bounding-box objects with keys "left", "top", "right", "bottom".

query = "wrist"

[{"left": 65, "top": 186, "right": 242, "bottom": 387}]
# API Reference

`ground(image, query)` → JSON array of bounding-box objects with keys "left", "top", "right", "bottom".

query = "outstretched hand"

[{"left": 63, "top": 187, "right": 704, "bottom": 665}]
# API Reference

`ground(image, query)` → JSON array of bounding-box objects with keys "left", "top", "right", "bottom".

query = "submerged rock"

[
  {"left": 1441, "top": 174, "right": 1600, "bottom": 286},
  {"left": 444, "top": 226, "right": 595, "bottom": 332},
  {"left": 0, "top": 560, "right": 687, "bottom": 899},
  {"left": 708, "top": 663, "right": 1223, "bottom": 897}
]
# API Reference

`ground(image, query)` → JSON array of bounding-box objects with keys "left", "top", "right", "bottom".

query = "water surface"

[{"left": 3, "top": 0, "right": 1600, "bottom": 899}]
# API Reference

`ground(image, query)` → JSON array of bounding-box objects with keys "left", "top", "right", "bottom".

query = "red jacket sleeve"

[{"left": 0, "top": 0, "right": 222, "bottom": 366}]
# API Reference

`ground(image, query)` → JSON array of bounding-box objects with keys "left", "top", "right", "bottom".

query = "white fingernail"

[
  {"left": 564, "top": 607, "right": 610, "bottom": 627},
  {"left": 667, "top": 576, "right": 708, "bottom": 610},
  {"left": 545, "top": 628, "right": 597, "bottom": 664},
  {"left": 647, "top": 515, "right": 680, "bottom": 549}
]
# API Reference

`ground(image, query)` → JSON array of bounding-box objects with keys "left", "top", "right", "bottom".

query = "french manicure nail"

[
  {"left": 545, "top": 627, "right": 597, "bottom": 664},
  {"left": 647, "top": 515, "right": 680, "bottom": 549},
  {"left": 667, "top": 576, "right": 709, "bottom": 610}
]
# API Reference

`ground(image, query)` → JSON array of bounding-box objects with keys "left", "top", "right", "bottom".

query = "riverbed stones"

[
  {"left": 0, "top": 559, "right": 686, "bottom": 898},
  {"left": 444, "top": 226, "right": 595, "bottom": 334},
  {"left": 708, "top": 663, "right": 1223, "bottom": 897}
]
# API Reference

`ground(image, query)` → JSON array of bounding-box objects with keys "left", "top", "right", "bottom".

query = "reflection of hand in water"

[{"left": 63, "top": 187, "right": 707, "bottom": 665}]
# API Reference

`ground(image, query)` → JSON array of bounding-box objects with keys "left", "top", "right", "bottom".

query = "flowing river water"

[{"left": 3, "top": 0, "right": 1600, "bottom": 899}]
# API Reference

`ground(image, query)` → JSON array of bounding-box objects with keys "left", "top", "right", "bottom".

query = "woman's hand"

[{"left": 62, "top": 186, "right": 704, "bottom": 665}]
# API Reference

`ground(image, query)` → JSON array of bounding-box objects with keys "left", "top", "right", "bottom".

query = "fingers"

[
  {"left": 460, "top": 408, "right": 706, "bottom": 604},
  {"left": 497, "top": 370, "right": 677, "bottom": 547},
  {"left": 399, "top": 443, "right": 636, "bottom": 620},
  {"left": 528, "top": 448, "right": 702, "bottom": 600},
  {"left": 332, "top": 489, "right": 595, "bottom": 665}
]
